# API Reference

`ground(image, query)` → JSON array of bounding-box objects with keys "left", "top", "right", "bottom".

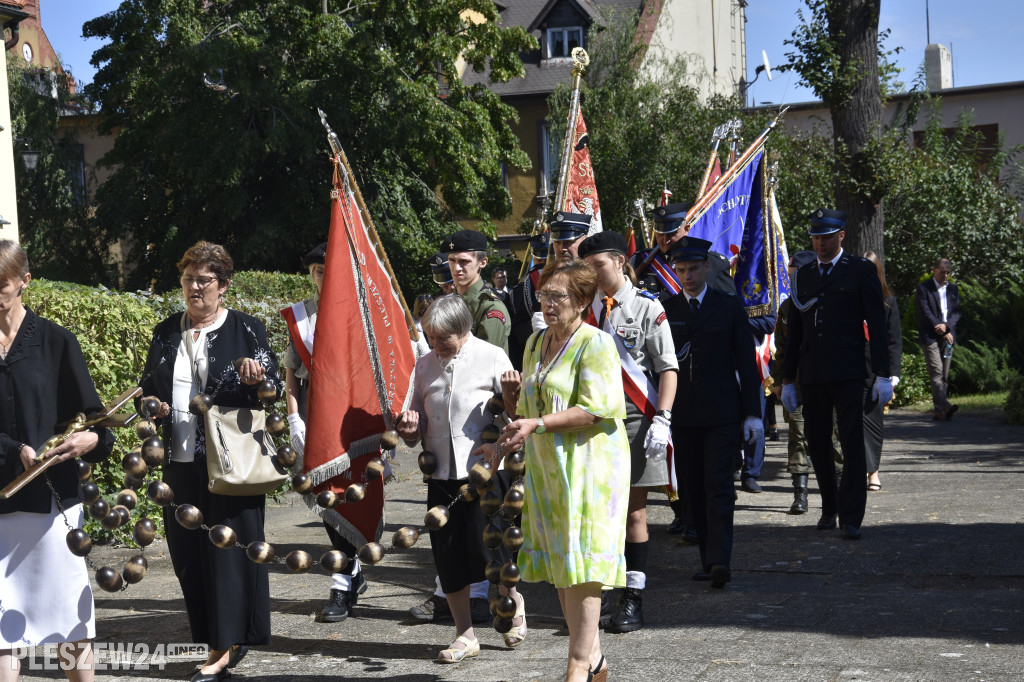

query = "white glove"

[
  {"left": 872, "top": 376, "right": 894, "bottom": 406},
  {"left": 287, "top": 412, "right": 306, "bottom": 463},
  {"left": 781, "top": 383, "right": 798, "bottom": 414},
  {"left": 531, "top": 311, "right": 548, "bottom": 333},
  {"left": 742, "top": 415, "right": 764, "bottom": 445},
  {"left": 643, "top": 415, "right": 671, "bottom": 461},
  {"left": 891, "top": 375, "right": 901, "bottom": 388}
]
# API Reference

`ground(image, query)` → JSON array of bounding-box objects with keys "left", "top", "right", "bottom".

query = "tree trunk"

[{"left": 828, "top": 0, "right": 885, "bottom": 262}]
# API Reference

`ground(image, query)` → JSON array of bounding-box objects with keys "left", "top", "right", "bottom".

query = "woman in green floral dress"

[{"left": 498, "top": 260, "right": 628, "bottom": 682}]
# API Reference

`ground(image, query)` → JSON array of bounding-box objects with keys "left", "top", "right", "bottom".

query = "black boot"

[
  {"left": 789, "top": 474, "right": 808, "bottom": 515},
  {"left": 599, "top": 591, "right": 613, "bottom": 628},
  {"left": 605, "top": 588, "right": 644, "bottom": 633},
  {"left": 318, "top": 571, "right": 365, "bottom": 622}
]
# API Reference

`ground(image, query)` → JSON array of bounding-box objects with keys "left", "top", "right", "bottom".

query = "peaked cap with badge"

[
  {"left": 652, "top": 203, "right": 692, "bottom": 235},
  {"left": 549, "top": 212, "right": 592, "bottom": 241},
  {"left": 808, "top": 208, "right": 849, "bottom": 236}
]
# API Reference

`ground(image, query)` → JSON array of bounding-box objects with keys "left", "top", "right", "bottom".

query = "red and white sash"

[
  {"left": 281, "top": 302, "right": 315, "bottom": 372},
  {"left": 648, "top": 251, "right": 682, "bottom": 296},
  {"left": 587, "top": 298, "right": 677, "bottom": 492}
]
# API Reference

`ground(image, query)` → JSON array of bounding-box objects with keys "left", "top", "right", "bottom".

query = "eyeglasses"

[
  {"left": 536, "top": 290, "right": 570, "bottom": 305},
  {"left": 181, "top": 275, "right": 218, "bottom": 289}
]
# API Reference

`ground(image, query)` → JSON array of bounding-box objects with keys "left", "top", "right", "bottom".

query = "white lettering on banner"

[
  {"left": 9, "top": 642, "right": 206, "bottom": 671},
  {"left": 365, "top": 274, "right": 391, "bottom": 328},
  {"left": 718, "top": 194, "right": 750, "bottom": 214}
]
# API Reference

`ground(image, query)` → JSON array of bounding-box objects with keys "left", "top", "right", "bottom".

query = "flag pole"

[
  {"left": 696, "top": 123, "right": 728, "bottom": 198},
  {"left": 546, "top": 47, "right": 590, "bottom": 261},
  {"left": 319, "top": 109, "right": 419, "bottom": 342}
]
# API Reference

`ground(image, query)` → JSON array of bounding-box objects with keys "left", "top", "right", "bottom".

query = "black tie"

[
  {"left": 820, "top": 263, "right": 832, "bottom": 278},
  {"left": 689, "top": 297, "right": 700, "bottom": 314}
]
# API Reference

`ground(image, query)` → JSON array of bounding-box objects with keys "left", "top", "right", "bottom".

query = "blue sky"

[{"left": 42, "top": 0, "right": 1024, "bottom": 103}]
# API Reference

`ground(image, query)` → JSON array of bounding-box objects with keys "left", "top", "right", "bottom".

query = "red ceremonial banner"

[
  {"left": 562, "top": 109, "right": 603, "bottom": 235},
  {"left": 301, "top": 165, "right": 415, "bottom": 547}
]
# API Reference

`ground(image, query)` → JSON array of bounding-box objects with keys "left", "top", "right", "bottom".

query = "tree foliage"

[{"left": 82, "top": 0, "right": 536, "bottom": 293}]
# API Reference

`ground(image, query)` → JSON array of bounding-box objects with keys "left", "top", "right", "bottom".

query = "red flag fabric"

[
  {"left": 626, "top": 230, "right": 637, "bottom": 258},
  {"left": 705, "top": 157, "right": 723, "bottom": 195},
  {"left": 301, "top": 165, "right": 416, "bottom": 547},
  {"left": 659, "top": 183, "right": 672, "bottom": 207},
  {"left": 562, "top": 109, "right": 603, "bottom": 236}
]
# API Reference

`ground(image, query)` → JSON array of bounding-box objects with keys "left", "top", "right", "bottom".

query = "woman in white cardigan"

[{"left": 397, "top": 295, "right": 524, "bottom": 663}]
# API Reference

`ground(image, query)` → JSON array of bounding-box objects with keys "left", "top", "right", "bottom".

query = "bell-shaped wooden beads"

[
  {"left": 500, "top": 561, "right": 521, "bottom": 588},
  {"left": 479, "top": 490, "right": 501, "bottom": 517},
  {"left": 418, "top": 451, "right": 437, "bottom": 475},
  {"left": 81, "top": 481, "right": 101, "bottom": 505},
  {"left": 121, "top": 452, "right": 147, "bottom": 479},
  {"left": 140, "top": 396, "right": 161, "bottom": 419},
  {"left": 77, "top": 460, "right": 92, "bottom": 482},
  {"left": 66, "top": 529, "right": 93, "bottom": 557},
  {"left": 379, "top": 429, "right": 400, "bottom": 451},
  {"left": 116, "top": 489, "right": 138, "bottom": 511},
  {"left": 256, "top": 379, "right": 278, "bottom": 404},
  {"left": 133, "top": 518, "right": 157, "bottom": 547},
  {"left": 364, "top": 457, "right": 386, "bottom": 480},
  {"left": 494, "top": 595, "right": 517, "bottom": 619},
  {"left": 135, "top": 419, "right": 158, "bottom": 440},
  {"left": 481, "top": 424, "right": 501, "bottom": 444},
  {"left": 291, "top": 474, "right": 313, "bottom": 494},
  {"left": 320, "top": 550, "right": 349, "bottom": 574},
  {"left": 482, "top": 524, "right": 503, "bottom": 550},
  {"left": 113, "top": 505, "right": 131, "bottom": 527},
  {"left": 175, "top": 504, "right": 203, "bottom": 531},
  {"left": 88, "top": 498, "right": 110, "bottom": 520},
  {"left": 486, "top": 394, "right": 505, "bottom": 416},
  {"left": 96, "top": 566, "right": 123, "bottom": 592},
  {"left": 100, "top": 508, "right": 122, "bottom": 531},
  {"left": 504, "top": 450, "right": 526, "bottom": 479},
  {"left": 469, "top": 460, "right": 493, "bottom": 487},
  {"left": 265, "top": 413, "right": 286, "bottom": 438},
  {"left": 286, "top": 550, "right": 314, "bottom": 572},
  {"left": 392, "top": 526, "right": 419, "bottom": 549},
  {"left": 141, "top": 438, "right": 166, "bottom": 467},
  {"left": 503, "top": 525, "right": 524, "bottom": 552},
  {"left": 275, "top": 444, "right": 297, "bottom": 469},
  {"left": 493, "top": 616, "right": 514, "bottom": 634},
  {"left": 344, "top": 483, "right": 366, "bottom": 504},
  {"left": 459, "top": 483, "right": 477, "bottom": 502},
  {"left": 316, "top": 490, "right": 338, "bottom": 509},
  {"left": 484, "top": 560, "right": 503, "bottom": 585},
  {"left": 146, "top": 480, "right": 174, "bottom": 507},
  {"left": 209, "top": 524, "right": 237, "bottom": 549},
  {"left": 424, "top": 505, "right": 450, "bottom": 531},
  {"left": 124, "top": 475, "right": 145, "bottom": 491},
  {"left": 122, "top": 555, "right": 147, "bottom": 584},
  {"left": 245, "top": 541, "right": 275, "bottom": 564},
  {"left": 189, "top": 393, "right": 213, "bottom": 416},
  {"left": 502, "top": 487, "right": 525, "bottom": 519},
  {"left": 358, "top": 542, "right": 385, "bottom": 565}
]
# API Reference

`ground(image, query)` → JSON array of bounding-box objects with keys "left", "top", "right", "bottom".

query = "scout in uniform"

[
  {"left": 579, "top": 231, "right": 677, "bottom": 632},
  {"left": 664, "top": 237, "right": 762, "bottom": 589},
  {"left": 780, "top": 209, "right": 892, "bottom": 541}
]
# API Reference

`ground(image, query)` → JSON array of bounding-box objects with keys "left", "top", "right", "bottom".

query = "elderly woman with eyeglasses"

[
  {"left": 498, "top": 260, "right": 628, "bottom": 682},
  {"left": 139, "top": 241, "right": 281, "bottom": 682}
]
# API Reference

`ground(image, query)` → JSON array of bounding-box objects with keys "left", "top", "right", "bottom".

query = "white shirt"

[
  {"left": 170, "top": 309, "right": 228, "bottom": 462},
  {"left": 817, "top": 248, "right": 843, "bottom": 275},
  {"left": 410, "top": 335, "right": 512, "bottom": 480},
  {"left": 934, "top": 278, "right": 949, "bottom": 323},
  {"left": 683, "top": 284, "right": 708, "bottom": 307}
]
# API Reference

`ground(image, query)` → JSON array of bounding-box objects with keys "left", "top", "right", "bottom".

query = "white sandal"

[
  {"left": 436, "top": 634, "right": 479, "bottom": 663},
  {"left": 503, "top": 593, "right": 527, "bottom": 648}
]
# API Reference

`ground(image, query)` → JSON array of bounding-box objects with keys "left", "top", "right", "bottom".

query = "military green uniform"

[{"left": 459, "top": 278, "right": 510, "bottom": 355}]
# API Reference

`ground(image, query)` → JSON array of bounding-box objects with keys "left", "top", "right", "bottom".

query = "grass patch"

[{"left": 905, "top": 391, "right": 1009, "bottom": 419}]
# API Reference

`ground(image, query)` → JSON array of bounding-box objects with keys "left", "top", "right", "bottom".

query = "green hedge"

[{"left": 23, "top": 272, "right": 314, "bottom": 542}]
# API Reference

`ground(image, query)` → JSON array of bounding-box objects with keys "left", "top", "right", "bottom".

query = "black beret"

[
  {"left": 442, "top": 230, "right": 489, "bottom": 253},
  {"left": 578, "top": 231, "right": 627, "bottom": 260},
  {"left": 302, "top": 242, "right": 327, "bottom": 267}
]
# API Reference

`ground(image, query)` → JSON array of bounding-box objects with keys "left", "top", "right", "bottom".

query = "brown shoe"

[{"left": 933, "top": 409, "right": 946, "bottom": 421}]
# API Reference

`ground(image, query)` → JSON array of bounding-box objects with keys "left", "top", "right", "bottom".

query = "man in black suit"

[
  {"left": 780, "top": 209, "right": 891, "bottom": 541},
  {"left": 506, "top": 233, "right": 548, "bottom": 371},
  {"left": 665, "top": 236, "right": 763, "bottom": 589},
  {"left": 915, "top": 258, "right": 962, "bottom": 421}
]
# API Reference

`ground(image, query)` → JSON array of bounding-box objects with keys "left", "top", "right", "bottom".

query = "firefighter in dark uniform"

[
  {"left": 629, "top": 203, "right": 688, "bottom": 302},
  {"left": 507, "top": 232, "right": 548, "bottom": 371},
  {"left": 780, "top": 209, "right": 892, "bottom": 541},
  {"left": 444, "top": 230, "right": 511, "bottom": 355},
  {"left": 664, "top": 236, "right": 762, "bottom": 589},
  {"left": 430, "top": 252, "right": 455, "bottom": 295},
  {"left": 549, "top": 211, "right": 592, "bottom": 262}
]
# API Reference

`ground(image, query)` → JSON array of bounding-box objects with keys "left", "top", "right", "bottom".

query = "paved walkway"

[{"left": 15, "top": 408, "right": 1024, "bottom": 681}]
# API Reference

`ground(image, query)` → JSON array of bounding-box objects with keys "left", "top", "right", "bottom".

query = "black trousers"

[
  {"left": 163, "top": 460, "right": 271, "bottom": 650},
  {"left": 863, "top": 388, "right": 885, "bottom": 473},
  {"left": 801, "top": 380, "right": 868, "bottom": 528},
  {"left": 674, "top": 423, "right": 739, "bottom": 570}
]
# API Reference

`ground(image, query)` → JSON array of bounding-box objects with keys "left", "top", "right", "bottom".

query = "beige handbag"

[
  {"left": 204, "top": 405, "right": 286, "bottom": 496},
  {"left": 182, "top": 314, "right": 286, "bottom": 496}
]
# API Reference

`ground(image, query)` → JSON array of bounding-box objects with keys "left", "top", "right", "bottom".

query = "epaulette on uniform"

[
  {"left": 637, "top": 289, "right": 657, "bottom": 301},
  {"left": 481, "top": 289, "right": 502, "bottom": 301}
]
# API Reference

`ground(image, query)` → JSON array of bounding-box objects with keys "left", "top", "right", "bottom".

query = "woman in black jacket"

[
  {"left": 863, "top": 252, "right": 902, "bottom": 492},
  {"left": 140, "top": 242, "right": 281, "bottom": 682},
  {"left": 0, "top": 240, "right": 114, "bottom": 681}
]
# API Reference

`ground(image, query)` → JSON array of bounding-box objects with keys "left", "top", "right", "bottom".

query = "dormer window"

[{"left": 546, "top": 27, "right": 583, "bottom": 59}]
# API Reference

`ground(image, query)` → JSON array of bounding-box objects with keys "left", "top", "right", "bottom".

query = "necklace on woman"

[
  {"left": 0, "top": 310, "right": 25, "bottom": 360},
  {"left": 534, "top": 320, "right": 583, "bottom": 414}
]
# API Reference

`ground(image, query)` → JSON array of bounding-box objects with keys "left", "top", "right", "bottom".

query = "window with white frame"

[
  {"left": 539, "top": 123, "right": 560, "bottom": 196},
  {"left": 546, "top": 27, "right": 583, "bottom": 59}
]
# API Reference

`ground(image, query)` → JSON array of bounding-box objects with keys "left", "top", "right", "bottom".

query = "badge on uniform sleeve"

[
  {"left": 486, "top": 310, "right": 506, "bottom": 324},
  {"left": 655, "top": 312, "right": 667, "bottom": 326},
  {"left": 615, "top": 326, "right": 640, "bottom": 350}
]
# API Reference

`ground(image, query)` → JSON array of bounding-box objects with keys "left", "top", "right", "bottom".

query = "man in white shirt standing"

[{"left": 915, "top": 258, "right": 963, "bottom": 420}]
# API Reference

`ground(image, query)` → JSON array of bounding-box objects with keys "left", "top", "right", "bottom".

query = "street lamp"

[{"left": 20, "top": 149, "right": 40, "bottom": 172}]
